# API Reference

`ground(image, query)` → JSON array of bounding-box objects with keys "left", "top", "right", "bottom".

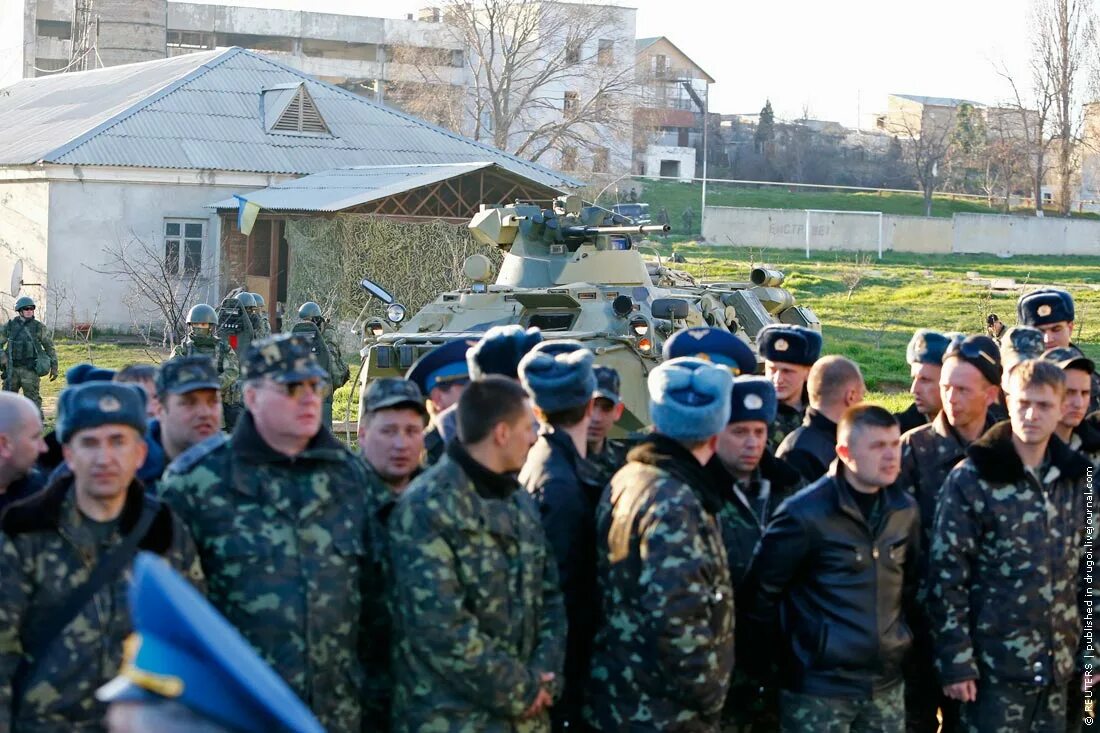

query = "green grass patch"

[{"left": 622, "top": 179, "right": 1100, "bottom": 242}]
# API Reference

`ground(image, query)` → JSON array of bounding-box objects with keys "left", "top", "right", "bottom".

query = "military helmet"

[
  {"left": 14, "top": 296, "right": 35, "bottom": 311},
  {"left": 235, "top": 292, "right": 256, "bottom": 308},
  {"left": 186, "top": 304, "right": 218, "bottom": 326},
  {"left": 298, "top": 302, "right": 323, "bottom": 320},
  {"left": 251, "top": 293, "right": 266, "bottom": 308}
]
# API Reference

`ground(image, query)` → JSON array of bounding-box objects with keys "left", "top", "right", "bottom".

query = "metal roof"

[
  {"left": 208, "top": 162, "right": 512, "bottom": 212},
  {"left": 0, "top": 47, "right": 581, "bottom": 189},
  {"left": 891, "top": 93, "right": 985, "bottom": 109}
]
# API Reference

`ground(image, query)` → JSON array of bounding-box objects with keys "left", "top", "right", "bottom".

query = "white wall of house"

[
  {"left": 643, "top": 145, "right": 695, "bottom": 181},
  {"left": 38, "top": 168, "right": 284, "bottom": 330},
  {"left": 0, "top": 179, "right": 50, "bottom": 318}
]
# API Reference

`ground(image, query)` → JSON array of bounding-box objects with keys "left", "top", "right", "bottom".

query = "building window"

[
  {"left": 563, "top": 91, "right": 579, "bottom": 114},
  {"left": 598, "top": 39, "right": 614, "bottom": 66},
  {"left": 561, "top": 147, "right": 578, "bottom": 171},
  {"left": 166, "top": 30, "right": 211, "bottom": 50},
  {"left": 36, "top": 19, "right": 72, "bottom": 40},
  {"left": 164, "top": 220, "right": 204, "bottom": 276},
  {"left": 451, "top": 49, "right": 464, "bottom": 67},
  {"left": 565, "top": 41, "right": 581, "bottom": 64},
  {"left": 653, "top": 54, "right": 668, "bottom": 78},
  {"left": 593, "top": 147, "right": 609, "bottom": 173}
]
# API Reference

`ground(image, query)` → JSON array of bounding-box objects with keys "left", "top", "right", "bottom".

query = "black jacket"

[
  {"left": 744, "top": 462, "right": 920, "bottom": 698},
  {"left": 518, "top": 428, "right": 604, "bottom": 728},
  {"left": 776, "top": 408, "right": 838, "bottom": 483}
]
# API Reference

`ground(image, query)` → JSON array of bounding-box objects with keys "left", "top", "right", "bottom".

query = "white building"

[{"left": 0, "top": 47, "right": 576, "bottom": 330}]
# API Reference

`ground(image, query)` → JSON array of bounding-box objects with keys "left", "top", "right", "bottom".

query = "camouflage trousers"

[
  {"left": 1065, "top": 674, "right": 1091, "bottom": 733},
  {"left": 961, "top": 679, "right": 1066, "bottom": 733},
  {"left": 5, "top": 366, "right": 41, "bottom": 409},
  {"left": 779, "top": 684, "right": 904, "bottom": 733}
]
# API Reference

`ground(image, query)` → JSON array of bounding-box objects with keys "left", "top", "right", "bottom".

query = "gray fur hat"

[
  {"left": 519, "top": 346, "right": 596, "bottom": 414},
  {"left": 648, "top": 357, "right": 733, "bottom": 441}
]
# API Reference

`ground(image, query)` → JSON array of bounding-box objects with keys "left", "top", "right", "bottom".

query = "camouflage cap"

[
  {"left": 242, "top": 334, "right": 328, "bottom": 383},
  {"left": 1000, "top": 326, "right": 1045, "bottom": 373},
  {"left": 593, "top": 365, "right": 621, "bottom": 403},
  {"left": 1042, "top": 346, "right": 1096, "bottom": 375},
  {"left": 157, "top": 355, "right": 220, "bottom": 396},
  {"left": 364, "top": 378, "right": 427, "bottom": 416}
]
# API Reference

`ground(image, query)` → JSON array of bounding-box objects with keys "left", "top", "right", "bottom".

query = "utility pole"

[{"left": 70, "top": 0, "right": 97, "bottom": 72}]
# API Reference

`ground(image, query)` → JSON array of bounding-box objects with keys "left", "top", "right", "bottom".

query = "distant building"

[
  {"left": 878, "top": 94, "right": 985, "bottom": 138},
  {"left": 633, "top": 36, "right": 713, "bottom": 182}
]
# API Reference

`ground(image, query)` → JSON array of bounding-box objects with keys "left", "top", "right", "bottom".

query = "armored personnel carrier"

[{"left": 357, "top": 195, "right": 818, "bottom": 431}]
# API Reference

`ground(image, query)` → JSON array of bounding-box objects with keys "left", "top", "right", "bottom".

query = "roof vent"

[{"left": 264, "top": 83, "right": 330, "bottom": 136}]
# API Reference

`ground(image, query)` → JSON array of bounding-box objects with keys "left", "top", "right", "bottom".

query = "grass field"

[
  {"left": 34, "top": 247, "right": 1100, "bottom": 425},
  {"left": 618, "top": 179, "right": 1100, "bottom": 241}
]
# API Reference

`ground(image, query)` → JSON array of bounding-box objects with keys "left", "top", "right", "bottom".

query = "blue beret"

[
  {"left": 66, "top": 363, "right": 117, "bottom": 385},
  {"left": 96, "top": 553, "right": 324, "bottom": 733},
  {"left": 729, "top": 376, "right": 778, "bottom": 425},
  {"left": 663, "top": 327, "right": 756, "bottom": 376},
  {"left": 906, "top": 329, "right": 951, "bottom": 366},
  {"left": 648, "top": 357, "right": 733, "bottom": 441},
  {"left": 406, "top": 338, "right": 475, "bottom": 394},
  {"left": 757, "top": 325, "right": 822, "bottom": 366},
  {"left": 57, "top": 382, "right": 147, "bottom": 444},
  {"left": 1017, "top": 288, "right": 1075, "bottom": 326},
  {"left": 467, "top": 325, "right": 543, "bottom": 380},
  {"left": 519, "top": 346, "right": 597, "bottom": 413}
]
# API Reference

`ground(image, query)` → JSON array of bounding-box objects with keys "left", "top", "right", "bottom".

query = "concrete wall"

[
  {"left": 703, "top": 205, "right": 1100, "bottom": 257},
  {"left": 643, "top": 145, "right": 695, "bottom": 182},
  {"left": 46, "top": 179, "right": 232, "bottom": 329},
  {"left": 0, "top": 0, "right": 33, "bottom": 87},
  {"left": 0, "top": 180, "right": 49, "bottom": 319},
  {"left": 95, "top": 0, "right": 167, "bottom": 67}
]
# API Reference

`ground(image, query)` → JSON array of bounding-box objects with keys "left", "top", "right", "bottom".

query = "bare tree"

[
  {"left": 90, "top": 232, "right": 206, "bottom": 348},
  {"left": 387, "top": 1, "right": 636, "bottom": 165},
  {"left": 1031, "top": 0, "right": 1095, "bottom": 214},
  {"left": 997, "top": 56, "right": 1056, "bottom": 216},
  {"left": 889, "top": 104, "right": 957, "bottom": 216}
]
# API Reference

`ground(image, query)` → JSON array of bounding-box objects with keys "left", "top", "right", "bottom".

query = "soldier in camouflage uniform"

[
  {"left": 388, "top": 376, "right": 565, "bottom": 732},
  {"left": 1018, "top": 287, "right": 1100, "bottom": 412},
  {"left": 895, "top": 335, "right": 1002, "bottom": 733},
  {"left": 170, "top": 304, "right": 242, "bottom": 430},
  {"left": 713, "top": 376, "right": 802, "bottom": 733},
  {"left": 1041, "top": 348, "right": 1099, "bottom": 733},
  {"left": 0, "top": 381, "right": 201, "bottom": 732},
  {"left": 585, "top": 358, "right": 735, "bottom": 733},
  {"left": 153, "top": 356, "right": 223, "bottom": 463},
  {"left": 586, "top": 365, "right": 628, "bottom": 485},
  {"left": 357, "top": 378, "right": 427, "bottom": 732},
  {"left": 158, "top": 334, "right": 376, "bottom": 733},
  {"left": 744, "top": 405, "right": 917, "bottom": 733},
  {"left": 248, "top": 292, "right": 273, "bottom": 338},
  {"left": 0, "top": 296, "right": 58, "bottom": 410},
  {"left": 929, "top": 360, "right": 1092, "bottom": 732},
  {"left": 294, "top": 302, "right": 351, "bottom": 428},
  {"left": 757, "top": 325, "right": 821, "bottom": 451},
  {"left": 406, "top": 338, "right": 473, "bottom": 466}
]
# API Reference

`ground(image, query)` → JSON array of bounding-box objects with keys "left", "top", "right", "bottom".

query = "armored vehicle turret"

[{"left": 358, "top": 195, "right": 818, "bottom": 432}]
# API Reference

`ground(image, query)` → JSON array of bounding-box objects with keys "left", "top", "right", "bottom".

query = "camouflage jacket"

[
  {"left": 0, "top": 476, "right": 201, "bottom": 733},
  {"left": 361, "top": 459, "right": 409, "bottom": 732},
  {"left": 158, "top": 414, "right": 375, "bottom": 733},
  {"left": 768, "top": 401, "right": 804, "bottom": 453},
  {"left": 323, "top": 330, "right": 351, "bottom": 389},
  {"left": 894, "top": 411, "right": 997, "bottom": 601},
  {"left": 170, "top": 336, "right": 240, "bottom": 403},
  {"left": 0, "top": 318, "right": 56, "bottom": 372},
  {"left": 585, "top": 435, "right": 734, "bottom": 733},
  {"left": 586, "top": 437, "right": 628, "bottom": 487},
  {"left": 1068, "top": 412, "right": 1100, "bottom": 468},
  {"left": 928, "top": 421, "right": 1091, "bottom": 687},
  {"left": 712, "top": 450, "right": 804, "bottom": 589},
  {"left": 388, "top": 441, "right": 566, "bottom": 733}
]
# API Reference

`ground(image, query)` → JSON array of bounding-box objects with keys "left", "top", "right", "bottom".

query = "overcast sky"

[{"left": 191, "top": 0, "right": 1038, "bottom": 126}]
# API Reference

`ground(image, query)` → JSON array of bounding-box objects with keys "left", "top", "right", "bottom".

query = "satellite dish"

[
  {"left": 9, "top": 260, "right": 42, "bottom": 298},
  {"left": 10, "top": 260, "right": 21, "bottom": 297}
]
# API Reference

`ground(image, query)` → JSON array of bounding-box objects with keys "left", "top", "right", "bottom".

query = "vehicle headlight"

[
  {"left": 386, "top": 303, "right": 407, "bottom": 323},
  {"left": 366, "top": 319, "right": 386, "bottom": 338},
  {"left": 629, "top": 316, "right": 649, "bottom": 336}
]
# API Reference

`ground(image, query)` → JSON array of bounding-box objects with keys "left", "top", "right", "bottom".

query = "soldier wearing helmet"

[
  {"left": 0, "top": 296, "right": 59, "bottom": 410},
  {"left": 248, "top": 293, "right": 272, "bottom": 338},
  {"left": 291, "top": 302, "right": 349, "bottom": 428},
  {"left": 171, "top": 304, "right": 242, "bottom": 429}
]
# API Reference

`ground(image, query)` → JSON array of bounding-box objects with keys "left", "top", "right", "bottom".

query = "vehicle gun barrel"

[{"left": 561, "top": 223, "right": 671, "bottom": 237}]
